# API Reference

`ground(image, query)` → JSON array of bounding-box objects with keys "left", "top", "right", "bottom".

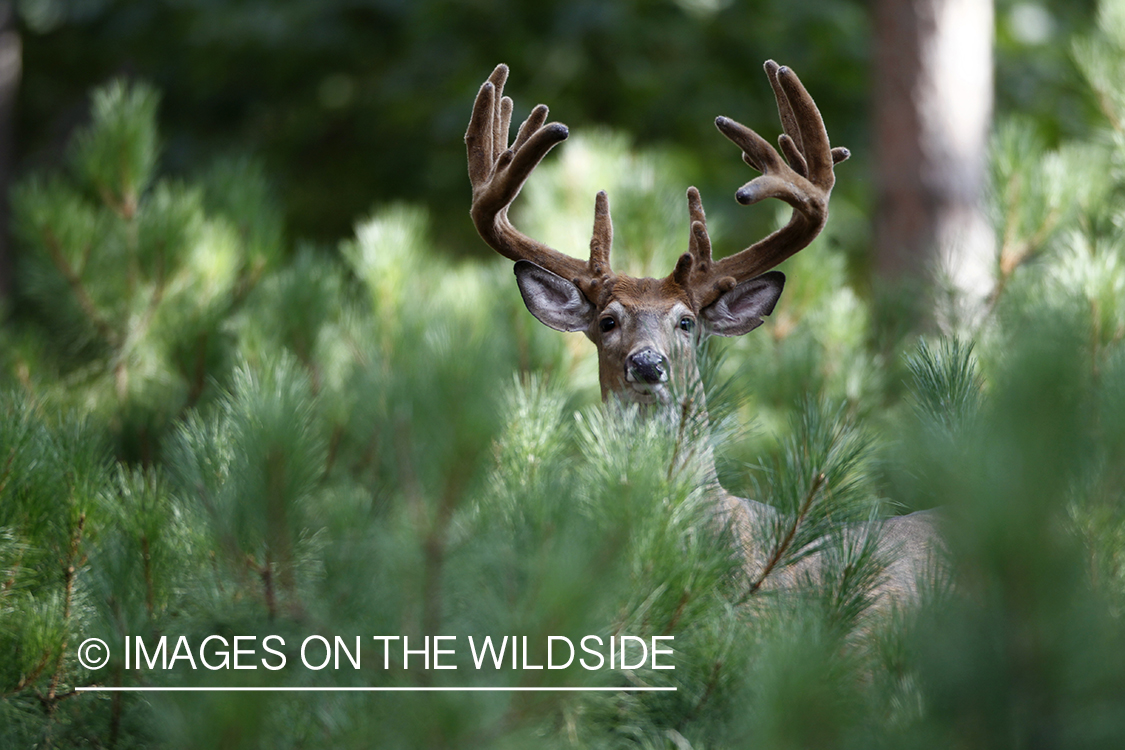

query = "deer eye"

[
  {"left": 679, "top": 316, "right": 696, "bottom": 333},
  {"left": 599, "top": 317, "right": 616, "bottom": 333}
]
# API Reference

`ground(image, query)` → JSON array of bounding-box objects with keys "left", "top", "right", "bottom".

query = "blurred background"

[
  {"left": 9, "top": 2, "right": 1125, "bottom": 747},
  {"left": 0, "top": 0, "right": 1101, "bottom": 279}
]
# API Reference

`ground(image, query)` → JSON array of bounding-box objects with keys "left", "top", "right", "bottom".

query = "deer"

[{"left": 465, "top": 62, "right": 943, "bottom": 607}]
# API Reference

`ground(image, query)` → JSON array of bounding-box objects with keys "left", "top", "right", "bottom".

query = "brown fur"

[
  {"left": 596, "top": 276, "right": 693, "bottom": 311},
  {"left": 717, "top": 490, "right": 945, "bottom": 608},
  {"left": 583, "top": 277, "right": 698, "bottom": 403},
  {"left": 467, "top": 61, "right": 942, "bottom": 610}
]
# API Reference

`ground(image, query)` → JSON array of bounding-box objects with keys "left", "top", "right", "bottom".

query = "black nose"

[{"left": 627, "top": 349, "right": 668, "bottom": 384}]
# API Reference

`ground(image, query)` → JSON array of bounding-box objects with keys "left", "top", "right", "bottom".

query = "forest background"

[{"left": 5, "top": 1, "right": 1125, "bottom": 748}]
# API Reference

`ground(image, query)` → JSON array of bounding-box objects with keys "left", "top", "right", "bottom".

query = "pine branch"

[
  {"left": 265, "top": 448, "right": 295, "bottom": 597},
  {"left": 1, "top": 541, "right": 22, "bottom": 596},
  {"left": 680, "top": 658, "right": 722, "bottom": 728},
  {"left": 135, "top": 243, "right": 167, "bottom": 339},
  {"left": 260, "top": 552, "right": 277, "bottom": 621},
  {"left": 667, "top": 397, "right": 694, "bottom": 483},
  {"left": 110, "top": 679, "right": 123, "bottom": 748},
  {"left": 41, "top": 228, "right": 118, "bottom": 347},
  {"left": 184, "top": 332, "right": 210, "bottom": 410},
  {"left": 0, "top": 445, "right": 16, "bottom": 497},
  {"left": 324, "top": 423, "right": 345, "bottom": 477},
  {"left": 45, "top": 512, "right": 86, "bottom": 713},
  {"left": 394, "top": 416, "right": 447, "bottom": 674},
  {"left": 663, "top": 589, "right": 691, "bottom": 635},
  {"left": 141, "top": 534, "right": 154, "bottom": 618},
  {"left": 39, "top": 686, "right": 83, "bottom": 706},
  {"left": 421, "top": 455, "right": 473, "bottom": 644},
  {"left": 742, "top": 472, "right": 826, "bottom": 601},
  {"left": 987, "top": 199, "right": 1063, "bottom": 315},
  {"left": 98, "top": 183, "right": 137, "bottom": 221},
  {"left": 111, "top": 246, "right": 168, "bottom": 405},
  {"left": 0, "top": 651, "right": 50, "bottom": 697}
]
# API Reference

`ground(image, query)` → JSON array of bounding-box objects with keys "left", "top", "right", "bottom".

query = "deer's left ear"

[
  {"left": 700, "top": 271, "right": 785, "bottom": 336},
  {"left": 514, "top": 260, "right": 596, "bottom": 332}
]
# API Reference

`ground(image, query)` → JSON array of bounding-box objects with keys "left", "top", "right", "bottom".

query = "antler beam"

[
  {"left": 466, "top": 64, "right": 614, "bottom": 297},
  {"left": 672, "top": 61, "right": 850, "bottom": 309}
]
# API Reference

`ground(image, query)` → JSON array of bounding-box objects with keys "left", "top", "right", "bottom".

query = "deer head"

[{"left": 466, "top": 62, "right": 849, "bottom": 408}]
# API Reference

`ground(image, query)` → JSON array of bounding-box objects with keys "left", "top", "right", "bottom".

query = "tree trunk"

[
  {"left": 0, "top": 2, "right": 20, "bottom": 300},
  {"left": 873, "top": 0, "right": 994, "bottom": 327}
]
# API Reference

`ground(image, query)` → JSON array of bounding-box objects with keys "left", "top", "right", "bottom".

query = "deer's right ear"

[{"left": 514, "top": 260, "right": 596, "bottom": 332}]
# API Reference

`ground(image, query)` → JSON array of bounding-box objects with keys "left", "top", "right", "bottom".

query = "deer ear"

[
  {"left": 700, "top": 271, "right": 785, "bottom": 337},
  {"left": 514, "top": 260, "right": 596, "bottom": 332}
]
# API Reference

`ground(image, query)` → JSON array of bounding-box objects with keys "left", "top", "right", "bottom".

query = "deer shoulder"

[{"left": 465, "top": 61, "right": 942, "bottom": 607}]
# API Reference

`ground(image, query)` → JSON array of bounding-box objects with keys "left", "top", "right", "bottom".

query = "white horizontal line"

[{"left": 76, "top": 686, "right": 676, "bottom": 693}]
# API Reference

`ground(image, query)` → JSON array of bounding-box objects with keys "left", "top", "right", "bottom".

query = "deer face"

[
  {"left": 514, "top": 261, "right": 785, "bottom": 405},
  {"left": 466, "top": 61, "right": 845, "bottom": 408}
]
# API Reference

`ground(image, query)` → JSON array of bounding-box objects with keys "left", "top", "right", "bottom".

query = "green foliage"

[
  {"left": 903, "top": 337, "right": 981, "bottom": 435},
  {"left": 70, "top": 81, "right": 159, "bottom": 216},
  {"left": 995, "top": 0, "right": 1101, "bottom": 144},
  {"left": 749, "top": 399, "right": 879, "bottom": 579},
  {"left": 10, "top": 79, "right": 287, "bottom": 460},
  {"left": 15, "top": 0, "right": 875, "bottom": 245},
  {"left": 7, "top": 6, "right": 1125, "bottom": 746},
  {"left": 989, "top": 118, "right": 1110, "bottom": 286},
  {"left": 884, "top": 321, "right": 1125, "bottom": 749},
  {"left": 520, "top": 131, "right": 694, "bottom": 278}
]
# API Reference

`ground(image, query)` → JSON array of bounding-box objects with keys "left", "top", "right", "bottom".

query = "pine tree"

[
  {"left": 7, "top": 3, "right": 1125, "bottom": 743},
  {"left": 8, "top": 80, "right": 284, "bottom": 462}
]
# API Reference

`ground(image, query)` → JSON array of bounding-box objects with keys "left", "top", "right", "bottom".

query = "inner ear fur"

[
  {"left": 700, "top": 271, "right": 785, "bottom": 337},
  {"left": 513, "top": 260, "right": 596, "bottom": 332}
]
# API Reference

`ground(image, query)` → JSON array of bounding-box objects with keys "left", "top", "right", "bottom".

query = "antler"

[
  {"left": 673, "top": 61, "right": 850, "bottom": 308},
  {"left": 466, "top": 64, "right": 616, "bottom": 302}
]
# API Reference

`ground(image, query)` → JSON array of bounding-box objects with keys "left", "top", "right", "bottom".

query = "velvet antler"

[
  {"left": 466, "top": 64, "right": 616, "bottom": 302},
  {"left": 669, "top": 61, "right": 850, "bottom": 309}
]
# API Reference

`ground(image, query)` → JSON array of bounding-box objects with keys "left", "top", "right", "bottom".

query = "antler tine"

[
  {"left": 578, "top": 190, "right": 618, "bottom": 303},
  {"left": 490, "top": 63, "right": 509, "bottom": 163},
  {"left": 687, "top": 61, "right": 848, "bottom": 309},
  {"left": 686, "top": 187, "right": 713, "bottom": 270},
  {"left": 466, "top": 64, "right": 589, "bottom": 284},
  {"left": 764, "top": 59, "right": 807, "bottom": 178},
  {"left": 588, "top": 190, "right": 613, "bottom": 276},
  {"left": 671, "top": 187, "right": 719, "bottom": 298}
]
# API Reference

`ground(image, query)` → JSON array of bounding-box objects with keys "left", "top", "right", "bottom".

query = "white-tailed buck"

[{"left": 466, "top": 62, "right": 942, "bottom": 604}]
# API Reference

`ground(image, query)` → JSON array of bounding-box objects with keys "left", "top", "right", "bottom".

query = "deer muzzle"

[{"left": 626, "top": 349, "right": 669, "bottom": 385}]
